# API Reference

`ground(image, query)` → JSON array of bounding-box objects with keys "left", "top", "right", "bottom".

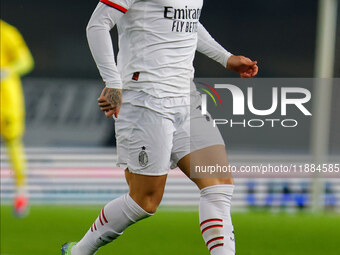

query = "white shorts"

[{"left": 114, "top": 90, "right": 225, "bottom": 176}]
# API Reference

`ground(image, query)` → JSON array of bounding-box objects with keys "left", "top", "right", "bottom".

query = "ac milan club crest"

[{"left": 139, "top": 146, "right": 148, "bottom": 167}]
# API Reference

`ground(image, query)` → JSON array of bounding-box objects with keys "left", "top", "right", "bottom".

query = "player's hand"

[
  {"left": 226, "top": 55, "right": 258, "bottom": 78},
  {"left": 97, "top": 87, "right": 122, "bottom": 118}
]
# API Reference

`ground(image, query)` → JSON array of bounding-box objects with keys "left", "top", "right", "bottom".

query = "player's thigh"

[
  {"left": 178, "top": 145, "right": 234, "bottom": 190},
  {"left": 0, "top": 114, "right": 24, "bottom": 141},
  {"left": 173, "top": 99, "right": 233, "bottom": 189},
  {"left": 0, "top": 79, "right": 25, "bottom": 140},
  {"left": 115, "top": 103, "right": 176, "bottom": 175}
]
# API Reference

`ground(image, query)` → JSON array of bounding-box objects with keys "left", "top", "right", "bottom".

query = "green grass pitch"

[{"left": 1, "top": 206, "right": 340, "bottom": 255}]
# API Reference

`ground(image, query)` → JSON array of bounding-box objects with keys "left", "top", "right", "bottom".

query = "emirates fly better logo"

[{"left": 199, "top": 83, "right": 312, "bottom": 128}]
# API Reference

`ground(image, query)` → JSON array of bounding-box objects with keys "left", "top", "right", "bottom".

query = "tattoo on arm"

[{"left": 107, "top": 89, "right": 122, "bottom": 108}]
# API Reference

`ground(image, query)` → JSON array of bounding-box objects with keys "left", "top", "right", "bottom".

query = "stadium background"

[{"left": 1, "top": 0, "right": 340, "bottom": 254}]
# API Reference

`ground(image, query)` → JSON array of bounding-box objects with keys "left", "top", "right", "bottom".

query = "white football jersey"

[{"left": 102, "top": 0, "right": 203, "bottom": 97}]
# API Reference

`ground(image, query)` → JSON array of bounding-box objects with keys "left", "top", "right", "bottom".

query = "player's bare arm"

[
  {"left": 97, "top": 87, "right": 122, "bottom": 118},
  {"left": 227, "top": 55, "right": 259, "bottom": 78}
]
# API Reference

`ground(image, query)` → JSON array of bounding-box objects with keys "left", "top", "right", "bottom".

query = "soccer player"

[
  {"left": 62, "top": 0, "right": 258, "bottom": 254},
  {"left": 0, "top": 20, "right": 34, "bottom": 217}
]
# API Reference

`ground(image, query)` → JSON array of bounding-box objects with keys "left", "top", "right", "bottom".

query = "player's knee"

[
  {"left": 130, "top": 193, "right": 162, "bottom": 214},
  {"left": 142, "top": 195, "right": 162, "bottom": 214},
  {"left": 196, "top": 177, "right": 234, "bottom": 190},
  {"left": 135, "top": 200, "right": 159, "bottom": 214},
  {"left": 216, "top": 177, "right": 234, "bottom": 185},
  {"left": 142, "top": 203, "right": 158, "bottom": 214}
]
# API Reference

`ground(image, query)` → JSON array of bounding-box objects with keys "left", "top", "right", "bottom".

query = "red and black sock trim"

[
  {"left": 100, "top": 0, "right": 128, "bottom": 13},
  {"left": 209, "top": 243, "right": 224, "bottom": 252},
  {"left": 90, "top": 222, "right": 97, "bottom": 232},
  {"left": 200, "top": 218, "right": 223, "bottom": 227},
  {"left": 201, "top": 224, "right": 223, "bottom": 234},
  {"left": 99, "top": 213, "right": 104, "bottom": 225},
  {"left": 101, "top": 209, "right": 108, "bottom": 223},
  {"left": 206, "top": 236, "right": 224, "bottom": 246},
  {"left": 202, "top": 225, "right": 223, "bottom": 234}
]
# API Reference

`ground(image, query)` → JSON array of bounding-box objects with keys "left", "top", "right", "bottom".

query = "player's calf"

[
  {"left": 69, "top": 193, "right": 153, "bottom": 255},
  {"left": 199, "top": 184, "right": 235, "bottom": 255}
]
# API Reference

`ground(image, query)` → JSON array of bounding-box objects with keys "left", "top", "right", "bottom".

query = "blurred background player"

[{"left": 0, "top": 20, "right": 34, "bottom": 217}]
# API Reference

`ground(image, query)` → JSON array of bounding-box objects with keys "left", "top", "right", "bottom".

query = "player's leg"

[
  {"left": 6, "top": 136, "right": 28, "bottom": 214},
  {"left": 69, "top": 171, "right": 167, "bottom": 255},
  {"left": 5, "top": 137, "right": 27, "bottom": 188},
  {"left": 177, "top": 145, "right": 236, "bottom": 255},
  {"left": 125, "top": 169, "right": 167, "bottom": 213},
  {"left": 67, "top": 100, "right": 173, "bottom": 255},
  {"left": 172, "top": 93, "right": 236, "bottom": 255},
  {"left": 0, "top": 79, "right": 28, "bottom": 216}
]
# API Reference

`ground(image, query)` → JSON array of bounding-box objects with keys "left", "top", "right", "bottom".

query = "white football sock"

[
  {"left": 199, "top": 185, "right": 235, "bottom": 255},
  {"left": 71, "top": 193, "right": 152, "bottom": 255}
]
